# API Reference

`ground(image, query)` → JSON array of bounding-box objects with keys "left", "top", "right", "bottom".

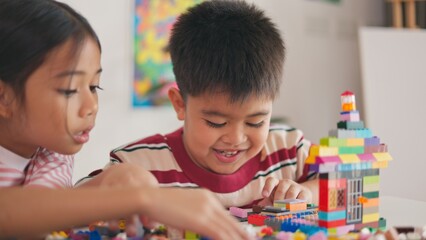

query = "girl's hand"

[
  {"left": 79, "top": 163, "right": 159, "bottom": 188},
  {"left": 142, "top": 187, "right": 252, "bottom": 240}
]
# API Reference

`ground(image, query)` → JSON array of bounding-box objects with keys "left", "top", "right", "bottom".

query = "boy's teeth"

[{"left": 219, "top": 150, "right": 238, "bottom": 157}]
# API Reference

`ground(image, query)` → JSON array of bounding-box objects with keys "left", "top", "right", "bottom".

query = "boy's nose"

[
  {"left": 222, "top": 127, "right": 247, "bottom": 146},
  {"left": 79, "top": 91, "right": 98, "bottom": 118}
]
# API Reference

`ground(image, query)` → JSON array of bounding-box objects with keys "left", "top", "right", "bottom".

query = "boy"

[{"left": 105, "top": 0, "right": 317, "bottom": 207}]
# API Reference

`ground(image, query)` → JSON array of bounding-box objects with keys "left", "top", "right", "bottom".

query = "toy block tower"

[{"left": 305, "top": 91, "right": 392, "bottom": 234}]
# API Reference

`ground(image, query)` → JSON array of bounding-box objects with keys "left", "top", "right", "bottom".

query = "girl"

[{"left": 0, "top": 0, "right": 249, "bottom": 239}]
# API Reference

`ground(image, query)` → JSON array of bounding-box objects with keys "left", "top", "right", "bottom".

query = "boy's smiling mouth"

[
  {"left": 218, "top": 150, "right": 238, "bottom": 157},
  {"left": 213, "top": 149, "right": 244, "bottom": 164}
]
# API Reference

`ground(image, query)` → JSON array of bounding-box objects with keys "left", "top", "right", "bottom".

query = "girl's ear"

[
  {"left": 0, "top": 81, "right": 13, "bottom": 118},
  {"left": 168, "top": 87, "right": 185, "bottom": 121}
]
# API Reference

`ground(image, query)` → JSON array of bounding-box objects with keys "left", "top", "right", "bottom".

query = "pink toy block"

[{"left": 229, "top": 207, "right": 248, "bottom": 218}]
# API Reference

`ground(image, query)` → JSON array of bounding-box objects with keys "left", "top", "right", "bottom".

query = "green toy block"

[
  {"left": 320, "top": 137, "right": 346, "bottom": 147},
  {"left": 378, "top": 217, "right": 387, "bottom": 231},
  {"left": 363, "top": 191, "right": 379, "bottom": 199},
  {"left": 337, "top": 121, "right": 365, "bottom": 129},
  {"left": 338, "top": 146, "right": 364, "bottom": 154}
]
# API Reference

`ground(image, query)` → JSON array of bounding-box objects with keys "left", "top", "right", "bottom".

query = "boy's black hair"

[
  {"left": 169, "top": 0, "right": 285, "bottom": 103},
  {"left": 0, "top": 0, "right": 101, "bottom": 102}
]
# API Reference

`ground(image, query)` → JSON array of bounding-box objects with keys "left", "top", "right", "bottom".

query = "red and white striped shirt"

[
  {"left": 0, "top": 146, "right": 74, "bottom": 188},
  {"left": 92, "top": 125, "right": 315, "bottom": 208}
]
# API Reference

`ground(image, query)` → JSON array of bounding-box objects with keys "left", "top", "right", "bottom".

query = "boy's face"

[
  {"left": 0, "top": 38, "right": 101, "bottom": 158},
  {"left": 170, "top": 88, "right": 272, "bottom": 174}
]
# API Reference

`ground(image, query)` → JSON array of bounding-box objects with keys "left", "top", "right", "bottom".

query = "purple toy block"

[
  {"left": 340, "top": 111, "right": 360, "bottom": 121},
  {"left": 364, "top": 137, "right": 380, "bottom": 146}
]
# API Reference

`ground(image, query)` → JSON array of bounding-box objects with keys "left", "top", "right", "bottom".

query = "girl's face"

[{"left": 3, "top": 38, "right": 101, "bottom": 158}]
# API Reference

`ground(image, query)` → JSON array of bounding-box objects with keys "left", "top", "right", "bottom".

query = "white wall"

[
  {"left": 360, "top": 27, "right": 426, "bottom": 201},
  {"left": 61, "top": 0, "right": 386, "bottom": 183},
  {"left": 251, "top": 0, "right": 385, "bottom": 141}
]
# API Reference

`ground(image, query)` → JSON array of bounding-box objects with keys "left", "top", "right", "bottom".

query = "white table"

[{"left": 380, "top": 196, "right": 426, "bottom": 227}]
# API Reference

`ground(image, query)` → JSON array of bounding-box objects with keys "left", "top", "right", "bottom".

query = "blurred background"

[{"left": 59, "top": 0, "right": 426, "bottom": 202}]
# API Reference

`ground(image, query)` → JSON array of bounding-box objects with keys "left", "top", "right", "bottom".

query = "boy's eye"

[
  {"left": 58, "top": 89, "right": 77, "bottom": 97},
  {"left": 90, "top": 85, "right": 103, "bottom": 93},
  {"left": 246, "top": 121, "right": 265, "bottom": 128},
  {"left": 205, "top": 120, "right": 226, "bottom": 128}
]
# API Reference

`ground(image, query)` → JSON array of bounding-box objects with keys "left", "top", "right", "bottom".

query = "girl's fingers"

[{"left": 206, "top": 207, "right": 251, "bottom": 239}]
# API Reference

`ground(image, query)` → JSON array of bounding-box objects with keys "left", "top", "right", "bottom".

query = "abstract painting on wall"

[{"left": 133, "top": 0, "right": 202, "bottom": 107}]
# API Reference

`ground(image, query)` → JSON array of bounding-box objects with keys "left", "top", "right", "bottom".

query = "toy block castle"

[{"left": 305, "top": 90, "right": 392, "bottom": 233}]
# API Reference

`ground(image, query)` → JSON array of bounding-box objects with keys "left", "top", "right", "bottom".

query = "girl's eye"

[
  {"left": 205, "top": 120, "right": 226, "bottom": 128},
  {"left": 246, "top": 121, "right": 265, "bottom": 128},
  {"left": 90, "top": 85, "right": 103, "bottom": 93},
  {"left": 57, "top": 89, "right": 77, "bottom": 97}
]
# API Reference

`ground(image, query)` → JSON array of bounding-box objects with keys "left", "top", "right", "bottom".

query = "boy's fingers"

[
  {"left": 273, "top": 182, "right": 291, "bottom": 201},
  {"left": 259, "top": 197, "right": 269, "bottom": 206},
  {"left": 297, "top": 190, "right": 308, "bottom": 201},
  {"left": 284, "top": 184, "right": 300, "bottom": 199},
  {"left": 297, "top": 189, "right": 312, "bottom": 202},
  {"left": 262, "top": 177, "right": 279, "bottom": 197}
]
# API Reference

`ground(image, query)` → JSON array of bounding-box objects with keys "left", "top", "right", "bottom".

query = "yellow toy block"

[
  {"left": 293, "top": 231, "right": 308, "bottom": 240},
  {"left": 310, "top": 145, "right": 339, "bottom": 156},
  {"left": 274, "top": 202, "right": 286, "bottom": 208},
  {"left": 362, "top": 213, "right": 379, "bottom": 223},
  {"left": 372, "top": 161, "right": 389, "bottom": 169},
  {"left": 305, "top": 155, "right": 316, "bottom": 164},
  {"left": 184, "top": 230, "right": 200, "bottom": 239},
  {"left": 346, "top": 138, "right": 364, "bottom": 146},
  {"left": 373, "top": 152, "right": 393, "bottom": 161},
  {"left": 338, "top": 154, "right": 360, "bottom": 163}
]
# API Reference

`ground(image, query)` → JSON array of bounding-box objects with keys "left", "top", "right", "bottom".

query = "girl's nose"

[{"left": 79, "top": 90, "right": 98, "bottom": 118}]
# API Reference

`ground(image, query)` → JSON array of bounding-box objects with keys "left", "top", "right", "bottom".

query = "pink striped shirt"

[{"left": 0, "top": 146, "right": 74, "bottom": 188}]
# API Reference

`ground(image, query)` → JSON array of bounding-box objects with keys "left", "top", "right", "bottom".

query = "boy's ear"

[
  {"left": 0, "top": 81, "right": 13, "bottom": 118},
  {"left": 168, "top": 87, "right": 185, "bottom": 121}
]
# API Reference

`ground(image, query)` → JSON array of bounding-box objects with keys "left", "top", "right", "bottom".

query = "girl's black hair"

[{"left": 0, "top": 0, "right": 101, "bottom": 101}]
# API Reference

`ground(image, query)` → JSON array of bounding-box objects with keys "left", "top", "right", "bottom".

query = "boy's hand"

[{"left": 259, "top": 177, "right": 313, "bottom": 206}]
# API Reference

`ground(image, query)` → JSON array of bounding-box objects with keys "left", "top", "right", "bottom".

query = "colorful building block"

[{"left": 305, "top": 91, "right": 392, "bottom": 234}]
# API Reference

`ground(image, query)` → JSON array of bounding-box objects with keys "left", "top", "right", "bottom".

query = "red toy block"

[
  {"left": 318, "top": 219, "right": 346, "bottom": 228},
  {"left": 248, "top": 214, "right": 268, "bottom": 226}
]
